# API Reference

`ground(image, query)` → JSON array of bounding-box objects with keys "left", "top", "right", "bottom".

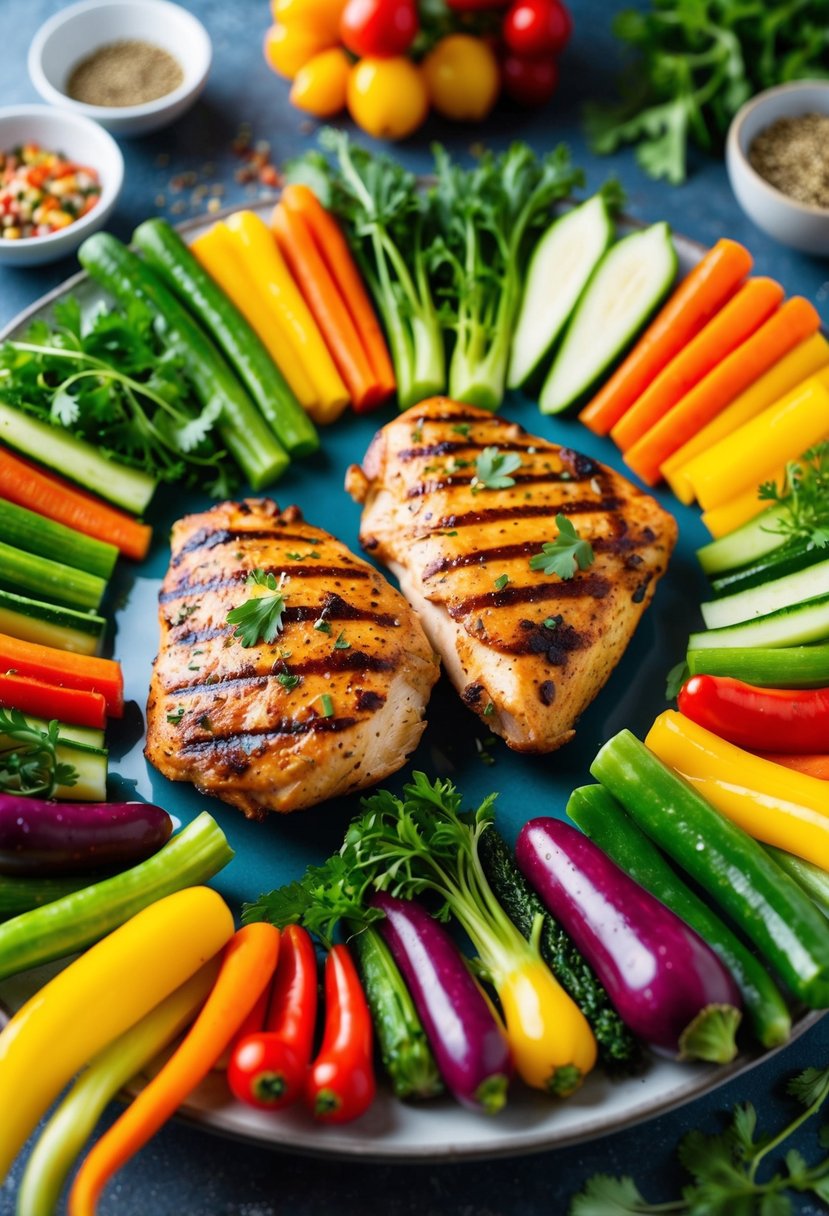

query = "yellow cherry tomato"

[
  {"left": 422, "top": 34, "right": 500, "bottom": 122},
  {"left": 290, "top": 47, "right": 351, "bottom": 118},
  {"left": 271, "top": 0, "right": 346, "bottom": 43},
  {"left": 263, "top": 22, "right": 337, "bottom": 80},
  {"left": 346, "top": 57, "right": 429, "bottom": 141}
]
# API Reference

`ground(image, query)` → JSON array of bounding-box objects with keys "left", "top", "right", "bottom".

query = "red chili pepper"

[
  {"left": 306, "top": 943, "right": 375, "bottom": 1124},
  {"left": 677, "top": 675, "right": 829, "bottom": 754},
  {"left": 227, "top": 924, "right": 318, "bottom": 1111}
]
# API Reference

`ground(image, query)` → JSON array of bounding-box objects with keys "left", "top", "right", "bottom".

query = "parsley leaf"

[
  {"left": 529, "top": 515, "right": 595, "bottom": 580},
  {"left": 493, "top": 574, "right": 510, "bottom": 591},
  {"left": 333, "top": 631, "right": 351, "bottom": 650},
  {"left": 665, "top": 660, "right": 689, "bottom": 702},
  {"left": 226, "top": 568, "right": 287, "bottom": 648},
  {"left": 759, "top": 443, "right": 829, "bottom": 550},
  {"left": 166, "top": 706, "right": 185, "bottom": 725},
  {"left": 472, "top": 447, "right": 522, "bottom": 492},
  {"left": 276, "top": 672, "right": 301, "bottom": 690},
  {"left": 0, "top": 710, "right": 78, "bottom": 797}
]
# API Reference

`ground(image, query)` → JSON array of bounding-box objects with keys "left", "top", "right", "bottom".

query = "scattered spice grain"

[
  {"left": 67, "top": 40, "right": 184, "bottom": 108},
  {"left": 749, "top": 113, "right": 829, "bottom": 210}
]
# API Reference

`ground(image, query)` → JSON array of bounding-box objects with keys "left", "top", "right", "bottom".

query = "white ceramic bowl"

[
  {"left": 726, "top": 80, "right": 829, "bottom": 256},
  {"left": 28, "top": 0, "right": 212, "bottom": 137},
  {"left": 0, "top": 106, "right": 123, "bottom": 266}
]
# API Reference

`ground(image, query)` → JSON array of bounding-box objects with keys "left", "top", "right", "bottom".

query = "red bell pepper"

[
  {"left": 754, "top": 753, "right": 829, "bottom": 781},
  {"left": 677, "top": 675, "right": 829, "bottom": 754},
  {"left": 306, "top": 943, "right": 375, "bottom": 1124}
]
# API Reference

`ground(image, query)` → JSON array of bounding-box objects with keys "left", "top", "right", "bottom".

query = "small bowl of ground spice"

[
  {"left": 28, "top": 0, "right": 211, "bottom": 137},
  {"left": 727, "top": 80, "right": 829, "bottom": 257},
  {"left": 0, "top": 105, "right": 123, "bottom": 266}
]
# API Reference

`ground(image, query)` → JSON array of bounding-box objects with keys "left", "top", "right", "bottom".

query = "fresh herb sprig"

[
  {"left": 0, "top": 296, "right": 235, "bottom": 494},
  {"left": 473, "top": 446, "right": 522, "bottom": 492},
  {"left": 587, "top": 1, "right": 829, "bottom": 183},
  {"left": 226, "top": 568, "right": 287, "bottom": 648},
  {"left": 530, "top": 515, "right": 595, "bottom": 580},
  {"left": 760, "top": 442, "right": 829, "bottom": 550},
  {"left": 0, "top": 710, "right": 78, "bottom": 797},
  {"left": 570, "top": 1062, "right": 829, "bottom": 1215}
]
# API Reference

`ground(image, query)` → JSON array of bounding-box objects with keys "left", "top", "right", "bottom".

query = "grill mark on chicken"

[
  {"left": 165, "top": 651, "right": 398, "bottom": 697},
  {"left": 179, "top": 716, "right": 360, "bottom": 754},
  {"left": 408, "top": 410, "right": 506, "bottom": 427},
  {"left": 449, "top": 573, "right": 611, "bottom": 618},
  {"left": 431, "top": 497, "right": 623, "bottom": 532},
  {"left": 407, "top": 471, "right": 605, "bottom": 499},
  {"left": 160, "top": 564, "right": 371, "bottom": 604},
  {"left": 398, "top": 440, "right": 541, "bottom": 462},
  {"left": 172, "top": 527, "right": 328, "bottom": 565},
  {"left": 166, "top": 595, "right": 403, "bottom": 645},
  {"left": 421, "top": 532, "right": 659, "bottom": 580}
]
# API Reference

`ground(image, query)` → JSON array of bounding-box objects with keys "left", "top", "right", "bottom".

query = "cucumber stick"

[
  {"left": 567, "top": 784, "right": 791, "bottom": 1048},
  {"left": 539, "top": 222, "right": 677, "bottom": 414},
  {"left": 0, "top": 589, "right": 104, "bottom": 656},
  {"left": 687, "top": 643, "right": 829, "bottom": 688},
  {"left": 0, "top": 734, "right": 107, "bottom": 801},
  {"left": 508, "top": 196, "right": 613, "bottom": 389},
  {"left": 21, "top": 715, "right": 105, "bottom": 749},
  {"left": 0, "top": 401, "right": 155, "bottom": 515},
  {"left": 697, "top": 505, "right": 788, "bottom": 576},
  {"left": 709, "top": 539, "right": 825, "bottom": 599},
  {"left": 590, "top": 729, "right": 829, "bottom": 1008},
  {"left": 0, "top": 541, "right": 105, "bottom": 612},
  {"left": 0, "top": 498, "right": 117, "bottom": 580},
  {"left": 690, "top": 592, "right": 829, "bottom": 650},
  {"left": 701, "top": 557, "right": 829, "bottom": 630}
]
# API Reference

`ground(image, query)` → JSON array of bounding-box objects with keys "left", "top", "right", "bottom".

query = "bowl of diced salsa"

[{"left": 0, "top": 105, "right": 123, "bottom": 266}]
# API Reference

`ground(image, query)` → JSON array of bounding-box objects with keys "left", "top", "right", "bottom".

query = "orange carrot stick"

[
  {"left": 271, "top": 202, "right": 387, "bottom": 411},
  {"left": 754, "top": 753, "right": 829, "bottom": 780},
  {"left": 579, "top": 238, "right": 753, "bottom": 435},
  {"left": 623, "top": 296, "right": 821, "bottom": 486},
  {"left": 610, "top": 277, "right": 784, "bottom": 452},
  {"left": 68, "top": 924, "right": 280, "bottom": 1216},
  {"left": 0, "top": 447, "right": 151, "bottom": 562},
  {"left": 0, "top": 671, "right": 107, "bottom": 729},
  {"left": 280, "top": 183, "right": 396, "bottom": 398},
  {"left": 0, "top": 633, "right": 123, "bottom": 717}
]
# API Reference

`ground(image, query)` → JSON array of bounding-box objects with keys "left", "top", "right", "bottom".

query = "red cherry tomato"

[
  {"left": 502, "top": 52, "right": 559, "bottom": 106},
  {"left": 503, "top": 0, "right": 571, "bottom": 57},
  {"left": 228, "top": 1034, "right": 305, "bottom": 1110},
  {"left": 340, "top": 0, "right": 419, "bottom": 58}
]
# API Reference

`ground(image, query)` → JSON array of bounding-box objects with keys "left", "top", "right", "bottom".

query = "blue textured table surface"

[{"left": 1, "top": 3, "right": 828, "bottom": 1214}]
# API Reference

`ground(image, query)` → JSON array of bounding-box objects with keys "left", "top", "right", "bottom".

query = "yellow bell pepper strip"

[
  {"left": 0, "top": 811, "right": 234, "bottom": 982},
  {"left": 683, "top": 371, "right": 829, "bottom": 511},
  {"left": 68, "top": 922, "right": 280, "bottom": 1216},
  {"left": 701, "top": 468, "right": 787, "bottom": 539},
  {"left": 645, "top": 710, "right": 829, "bottom": 870},
  {"left": 224, "top": 210, "right": 350, "bottom": 424},
  {"left": 662, "top": 332, "right": 829, "bottom": 502},
  {"left": 0, "top": 885, "right": 233, "bottom": 1184},
  {"left": 16, "top": 962, "right": 219, "bottom": 1216},
  {"left": 190, "top": 223, "right": 319, "bottom": 413}
]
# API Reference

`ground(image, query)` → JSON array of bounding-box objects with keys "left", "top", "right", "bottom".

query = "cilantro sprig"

[
  {"left": 529, "top": 515, "right": 595, "bottom": 580},
  {"left": 226, "top": 568, "right": 287, "bottom": 648},
  {"left": 0, "top": 709, "right": 78, "bottom": 797},
  {"left": 472, "top": 446, "right": 522, "bottom": 492},
  {"left": 760, "top": 443, "right": 829, "bottom": 551},
  {"left": 570, "top": 1063, "right": 829, "bottom": 1215}
]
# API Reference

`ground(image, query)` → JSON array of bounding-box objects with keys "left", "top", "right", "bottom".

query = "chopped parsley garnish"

[
  {"left": 472, "top": 446, "right": 522, "bottom": 493},
  {"left": 493, "top": 574, "right": 510, "bottom": 591},
  {"left": 172, "top": 604, "right": 197, "bottom": 626},
  {"left": 286, "top": 551, "right": 320, "bottom": 560},
  {"left": 529, "top": 515, "right": 595, "bottom": 580},
  {"left": 483, "top": 701, "right": 495, "bottom": 717},
  {"left": 276, "top": 672, "right": 301, "bottom": 691},
  {"left": 333, "top": 631, "right": 351, "bottom": 650},
  {"left": 451, "top": 423, "right": 471, "bottom": 437},
  {"left": 226, "top": 568, "right": 287, "bottom": 648},
  {"left": 319, "top": 694, "right": 335, "bottom": 718},
  {"left": 543, "top": 617, "right": 559, "bottom": 630},
  {"left": 187, "top": 662, "right": 200, "bottom": 672},
  {"left": 166, "top": 706, "right": 185, "bottom": 725},
  {"left": 314, "top": 618, "right": 332, "bottom": 635}
]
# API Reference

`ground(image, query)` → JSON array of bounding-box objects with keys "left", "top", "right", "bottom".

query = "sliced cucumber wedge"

[
  {"left": 507, "top": 195, "right": 613, "bottom": 390},
  {"left": 690, "top": 592, "right": 829, "bottom": 651},
  {"left": 539, "top": 222, "right": 677, "bottom": 415},
  {"left": 0, "top": 589, "right": 104, "bottom": 656},
  {"left": 709, "top": 539, "right": 828, "bottom": 599},
  {"left": 701, "top": 558, "right": 829, "bottom": 630},
  {"left": 697, "top": 505, "right": 790, "bottom": 576}
]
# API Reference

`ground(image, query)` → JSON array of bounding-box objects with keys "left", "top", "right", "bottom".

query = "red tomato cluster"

[{"left": 264, "top": 0, "right": 572, "bottom": 140}]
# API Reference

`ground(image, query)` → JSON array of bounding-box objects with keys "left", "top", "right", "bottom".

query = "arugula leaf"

[
  {"left": 226, "top": 568, "right": 287, "bottom": 648},
  {"left": 529, "top": 515, "right": 595, "bottom": 579},
  {"left": 473, "top": 446, "right": 522, "bottom": 492},
  {"left": 0, "top": 710, "right": 78, "bottom": 797}
]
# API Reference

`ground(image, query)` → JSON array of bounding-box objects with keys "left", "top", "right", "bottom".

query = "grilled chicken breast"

[
  {"left": 346, "top": 398, "right": 677, "bottom": 753},
  {"left": 145, "top": 499, "right": 439, "bottom": 817}
]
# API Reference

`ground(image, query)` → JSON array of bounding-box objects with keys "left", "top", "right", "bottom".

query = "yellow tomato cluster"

[{"left": 264, "top": 1, "right": 501, "bottom": 140}]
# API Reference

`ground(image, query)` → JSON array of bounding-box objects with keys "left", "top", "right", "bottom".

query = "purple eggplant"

[
  {"left": 370, "top": 891, "right": 512, "bottom": 1113},
  {"left": 515, "top": 819, "right": 742, "bottom": 1063},
  {"left": 0, "top": 795, "right": 173, "bottom": 876}
]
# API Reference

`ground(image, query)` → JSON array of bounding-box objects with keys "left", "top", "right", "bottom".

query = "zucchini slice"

[
  {"left": 0, "top": 589, "right": 104, "bottom": 656},
  {"left": 508, "top": 195, "right": 613, "bottom": 390},
  {"left": 539, "top": 222, "right": 677, "bottom": 415}
]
